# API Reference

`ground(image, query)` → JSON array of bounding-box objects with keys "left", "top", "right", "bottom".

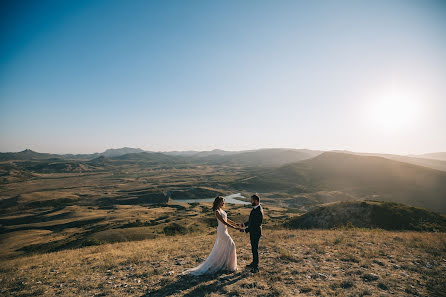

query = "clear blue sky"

[{"left": 1, "top": 0, "right": 445, "bottom": 154}]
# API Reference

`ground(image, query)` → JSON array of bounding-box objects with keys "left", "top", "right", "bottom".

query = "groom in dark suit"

[{"left": 240, "top": 194, "right": 263, "bottom": 273}]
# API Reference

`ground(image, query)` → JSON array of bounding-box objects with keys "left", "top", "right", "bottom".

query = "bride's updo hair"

[{"left": 212, "top": 196, "right": 224, "bottom": 211}]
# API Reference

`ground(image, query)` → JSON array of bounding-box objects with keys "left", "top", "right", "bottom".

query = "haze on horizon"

[{"left": 1, "top": 0, "right": 445, "bottom": 155}]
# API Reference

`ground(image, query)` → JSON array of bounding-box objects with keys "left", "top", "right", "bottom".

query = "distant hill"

[
  {"left": 333, "top": 150, "right": 446, "bottom": 172},
  {"left": 63, "top": 147, "right": 147, "bottom": 159},
  {"left": 0, "top": 147, "right": 148, "bottom": 161},
  {"left": 86, "top": 155, "right": 112, "bottom": 165},
  {"left": 0, "top": 148, "right": 321, "bottom": 167},
  {"left": 281, "top": 152, "right": 446, "bottom": 212},
  {"left": 162, "top": 149, "right": 240, "bottom": 157},
  {"left": 0, "top": 149, "right": 63, "bottom": 161},
  {"left": 163, "top": 150, "right": 200, "bottom": 156},
  {"left": 111, "top": 152, "right": 182, "bottom": 163},
  {"left": 101, "top": 147, "right": 146, "bottom": 157},
  {"left": 198, "top": 148, "right": 322, "bottom": 167},
  {"left": 110, "top": 148, "right": 322, "bottom": 167},
  {"left": 192, "top": 149, "right": 240, "bottom": 158},
  {"left": 60, "top": 153, "right": 100, "bottom": 160},
  {"left": 284, "top": 200, "right": 446, "bottom": 231},
  {"left": 235, "top": 152, "right": 446, "bottom": 213},
  {"left": 412, "top": 152, "right": 446, "bottom": 161},
  {"left": 383, "top": 155, "right": 446, "bottom": 172},
  {"left": 3, "top": 148, "right": 446, "bottom": 171}
]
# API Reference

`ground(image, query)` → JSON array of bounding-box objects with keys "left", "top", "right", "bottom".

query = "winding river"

[{"left": 171, "top": 193, "right": 250, "bottom": 205}]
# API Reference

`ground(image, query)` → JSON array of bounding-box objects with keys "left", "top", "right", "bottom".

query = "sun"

[{"left": 366, "top": 88, "right": 422, "bottom": 132}]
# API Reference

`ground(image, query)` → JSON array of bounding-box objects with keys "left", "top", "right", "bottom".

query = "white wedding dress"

[{"left": 183, "top": 209, "right": 237, "bottom": 275}]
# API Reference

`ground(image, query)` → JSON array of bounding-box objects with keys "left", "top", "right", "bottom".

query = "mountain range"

[
  {"left": 2, "top": 147, "right": 445, "bottom": 169},
  {"left": 1, "top": 147, "right": 446, "bottom": 213}
]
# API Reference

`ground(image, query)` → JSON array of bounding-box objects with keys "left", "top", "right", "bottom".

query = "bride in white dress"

[{"left": 183, "top": 196, "right": 241, "bottom": 275}]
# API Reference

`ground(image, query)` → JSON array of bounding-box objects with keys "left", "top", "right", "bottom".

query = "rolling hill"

[
  {"left": 413, "top": 152, "right": 446, "bottom": 161},
  {"left": 284, "top": 200, "right": 446, "bottom": 231},
  {"left": 4, "top": 148, "right": 446, "bottom": 172},
  {"left": 0, "top": 147, "right": 149, "bottom": 161},
  {"left": 100, "top": 147, "right": 146, "bottom": 157},
  {"left": 0, "top": 149, "right": 63, "bottom": 161},
  {"left": 333, "top": 150, "right": 446, "bottom": 172},
  {"left": 0, "top": 148, "right": 322, "bottom": 168},
  {"left": 191, "top": 149, "right": 240, "bottom": 158},
  {"left": 111, "top": 151, "right": 183, "bottom": 163},
  {"left": 234, "top": 152, "right": 446, "bottom": 213},
  {"left": 197, "top": 148, "right": 322, "bottom": 167}
]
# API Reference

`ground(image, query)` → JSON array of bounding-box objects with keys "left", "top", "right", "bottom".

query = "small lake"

[{"left": 171, "top": 193, "right": 250, "bottom": 205}]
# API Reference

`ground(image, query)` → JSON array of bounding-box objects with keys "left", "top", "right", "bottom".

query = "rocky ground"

[{"left": 1, "top": 229, "right": 445, "bottom": 296}]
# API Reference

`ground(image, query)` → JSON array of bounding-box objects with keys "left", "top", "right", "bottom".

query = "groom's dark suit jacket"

[{"left": 244, "top": 205, "right": 263, "bottom": 237}]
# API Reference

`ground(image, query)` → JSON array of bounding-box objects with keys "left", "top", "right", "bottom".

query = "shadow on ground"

[{"left": 143, "top": 270, "right": 248, "bottom": 297}]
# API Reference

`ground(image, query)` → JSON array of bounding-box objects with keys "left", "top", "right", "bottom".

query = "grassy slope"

[
  {"left": 0, "top": 201, "right": 289, "bottom": 259},
  {"left": 285, "top": 200, "right": 446, "bottom": 231},
  {"left": 1, "top": 229, "right": 445, "bottom": 297},
  {"left": 1, "top": 202, "right": 445, "bottom": 296}
]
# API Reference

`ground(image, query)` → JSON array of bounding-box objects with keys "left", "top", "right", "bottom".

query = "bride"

[{"left": 183, "top": 196, "right": 241, "bottom": 275}]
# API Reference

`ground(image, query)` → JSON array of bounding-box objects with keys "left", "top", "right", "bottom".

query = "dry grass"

[
  {"left": 1, "top": 229, "right": 445, "bottom": 296},
  {"left": 0, "top": 202, "right": 288, "bottom": 259}
]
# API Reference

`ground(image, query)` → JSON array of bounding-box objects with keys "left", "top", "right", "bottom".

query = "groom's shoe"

[
  {"left": 250, "top": 266, "right": 259, "bottom": 273},
  {"left": 246, "top": 262, "right": 255, "bottom": 268}
]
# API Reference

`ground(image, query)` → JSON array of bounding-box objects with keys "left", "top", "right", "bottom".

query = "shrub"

[{"left": 163, "top": 223, "right": 188, "bottom": 236}]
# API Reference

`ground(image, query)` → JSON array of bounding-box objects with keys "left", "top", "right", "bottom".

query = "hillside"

[
  {"left": 0, "top": 147, "right": 150, "bottom": 162},
  {"left": 278, "top": 152, "right": 446, "bottom": 213},
  {"left": 232, "top": 152, "right": 446, "bottom": 213},
  {"left": 0, "top": 149, "right": 63, "bottom": 161},
  {"left": 198, "top": 148, "right": 322, "bottom": 167},
  {"left": 111, "top": 152, "right": 183, "bottom": 164},
  {"left": 285, "top": 200, "right": 446, "bottom": 231},
  {"left": 1, "top": 197, "right": 444, "bottom": 296},
  {"left": 384, "top": 155, "right": 446, "bottom": 172},
  {"left": 413, "top": 152, "right": 446, "bottom": 161},
  {"left": 4, "top": 148, "right": 446, "bottom": 173},
  {"left": 101, "top": 147, "right": 146, "bottom": 157},
  {"left": 193, "top": 149, "right": 240, "bottom": 158},
  {"left": 1, "top": 229, "right": 444, "bottom": 296},
  {"left": 333, "top": 150, "right": 446, "bottom": 172}
]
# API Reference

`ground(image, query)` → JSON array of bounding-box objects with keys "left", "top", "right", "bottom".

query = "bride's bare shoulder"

[{"left": 215, "top": 209, "right": 224, "bottom": 217}]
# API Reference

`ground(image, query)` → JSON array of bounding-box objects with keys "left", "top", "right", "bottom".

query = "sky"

[{"left": 1, "top": 0, "right": 445, "bottom": 155}]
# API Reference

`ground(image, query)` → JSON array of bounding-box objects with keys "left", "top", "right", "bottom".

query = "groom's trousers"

[{"left": 250, "top": 233, "right": 261, "bottom": 267}]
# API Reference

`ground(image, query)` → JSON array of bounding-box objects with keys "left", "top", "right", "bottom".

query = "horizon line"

[{"left": 0, "top": 146, "right": 444, "bottom": 157}]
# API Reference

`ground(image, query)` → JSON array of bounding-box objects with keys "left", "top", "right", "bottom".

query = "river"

[{"left": 171, "top": 193, "right": 250, "bottom": 205}]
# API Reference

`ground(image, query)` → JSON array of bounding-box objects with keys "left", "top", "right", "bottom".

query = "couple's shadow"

[{"left": 142, "top": 269, "right": 249, "bottom": 297}]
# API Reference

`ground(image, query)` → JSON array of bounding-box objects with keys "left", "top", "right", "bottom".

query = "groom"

[{"left": 240, "top": 194, "right": 263, "bottom": 273}]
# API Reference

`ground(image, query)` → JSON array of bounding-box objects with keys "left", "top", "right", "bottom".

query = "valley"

[{"left": 0, "top": 148, "right": 445, "bottom": 296}]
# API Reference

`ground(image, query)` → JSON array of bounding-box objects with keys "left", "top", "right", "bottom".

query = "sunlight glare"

[{"left": 367, "top": 87, "right": 422, "bottom": 132}]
